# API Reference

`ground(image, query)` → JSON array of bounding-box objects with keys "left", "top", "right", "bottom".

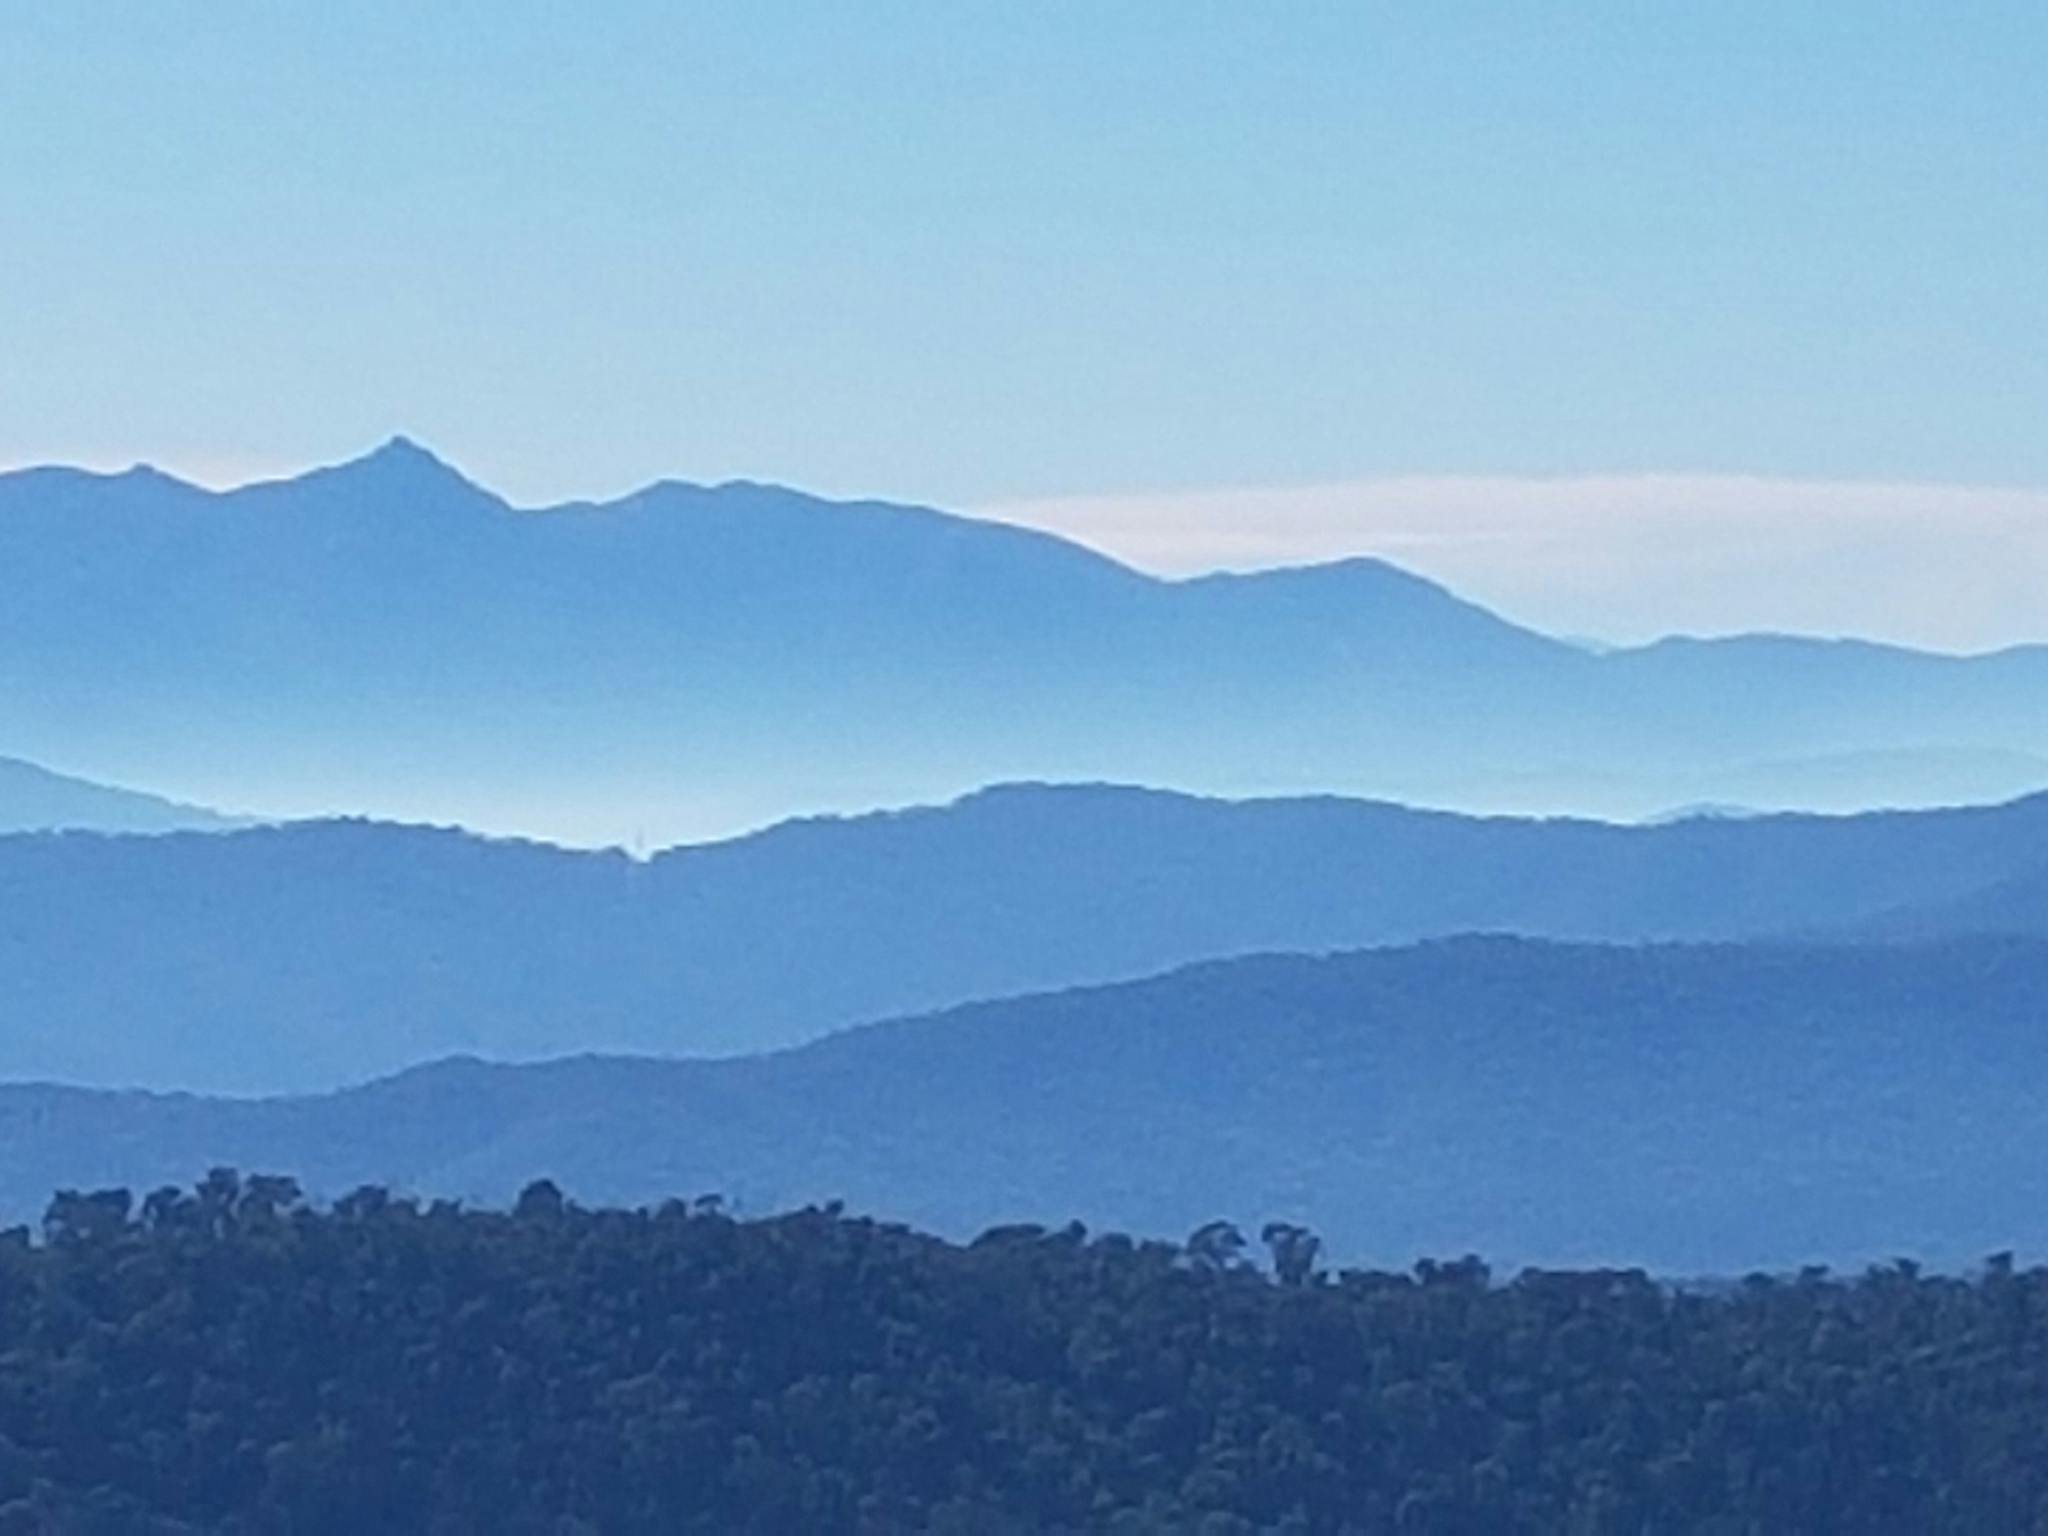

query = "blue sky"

[
  {"left": 3, "top": 2, "right": 2042, "bottom": 507},
  {"left": 2, "top": 1, "right": 2045, "bottom": 642}
]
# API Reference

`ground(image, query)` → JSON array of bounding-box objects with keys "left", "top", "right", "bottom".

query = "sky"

[
  {"left": 990, "top": 474, "right": 2048, "bottom": 652},
  {"left": 2, "top": 3, "right": 2044, "bottom": 645}
]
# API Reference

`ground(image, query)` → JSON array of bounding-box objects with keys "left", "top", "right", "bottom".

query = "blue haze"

[
  {"left": 3, "top": 783, "right": 2046, "bottom": 1094},
  {"left": 4, "top": 936, "right": 2048, "bottom": 1273},
  {"left": 5, "top": 444, "right": 2048, "bottom": 842}
]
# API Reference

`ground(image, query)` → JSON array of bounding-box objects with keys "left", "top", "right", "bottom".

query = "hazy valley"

[
  {"left": 6, "top": 443, "right": 2045, "bottom": 846},
  {"left": 5, "top": 443, "right": 2047, "bottom": 1273}
]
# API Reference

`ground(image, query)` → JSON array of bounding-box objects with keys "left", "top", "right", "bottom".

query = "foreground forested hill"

[
  {"left": 7, "top": 936, "right": 2048, "bottom": 1271},
  {"left": 3, "top": 1177, "right": 2046, "bottom": 1533}
]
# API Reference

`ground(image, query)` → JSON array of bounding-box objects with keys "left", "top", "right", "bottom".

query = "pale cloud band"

[{"left": 984, "top": 475, "right": 2048, "bottom": 655}]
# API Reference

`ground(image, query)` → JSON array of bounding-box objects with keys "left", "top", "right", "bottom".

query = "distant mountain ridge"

[
  {"left": 5, "top": 782, "right": 2048, "bottom": 1094},
  {"left": 3, "top": 440, "right": 2044, "bottom": 843},
  {"left": 0, "top": 755, "right": 243, "bottom": 835},
  {"left": 6, "top": 935, "right": 2047, "bottom": 1273}
]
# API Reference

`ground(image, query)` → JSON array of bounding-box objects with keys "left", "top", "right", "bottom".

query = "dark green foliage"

[{"left": 4, "top": 1174, "right": 2048, "bottom": 1531}]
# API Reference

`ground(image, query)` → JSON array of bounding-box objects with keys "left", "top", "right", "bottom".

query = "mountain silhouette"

[
  {"left": 4, "top": 443, "right": 2044, "bottom": 843},
  {"left": 6, "top": 935, "right": 2046, "bottom": 1273},
  {"left": 0, "top": 755, "right": 243, "bottom": 835},
  {"left": 6, "top": 783, "right": 2048, "bottom": 1093}
]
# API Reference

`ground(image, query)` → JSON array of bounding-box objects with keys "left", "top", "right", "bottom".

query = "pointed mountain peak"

[
  {"left": 294, "top": 436, "right": 502, "bottom": 508},
  {"left": 357, "top": 434, "right": 460, "bottom": 479}
]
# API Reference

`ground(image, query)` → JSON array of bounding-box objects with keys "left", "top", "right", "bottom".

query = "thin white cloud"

[{"left": 982, "top": 474, "right": 2048, "bottom": 654}]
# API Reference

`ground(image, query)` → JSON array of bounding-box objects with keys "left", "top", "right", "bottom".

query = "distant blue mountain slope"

[
  {"left": 0, "top": 755, "right": 242, "bottom": 835},
  {"left": 1853, "top": 860, "right": 2048, "bottom": 939},
  {"left": 3, "top": 441, "right": 2043, "bottom": 841},
  {"left": 4, "top": 783, "right": 2047, "bottom": 1093},
  {"left": 4, "top": 935, "right": 2046, "bottom": 1273}
]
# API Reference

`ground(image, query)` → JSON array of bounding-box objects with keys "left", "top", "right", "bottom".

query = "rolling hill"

[
  {"left": 5, "top": 783, "right": 2048, "bottom": 1092},
  {"left": 3, "top": 442, "right": 2044, "bottom": 844},
  {"left": 7, "top": 935, "right": 2047, "bottom": 1273}
]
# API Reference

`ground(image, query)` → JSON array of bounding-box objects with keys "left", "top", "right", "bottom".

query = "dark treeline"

[{"left": 5, "top": 1175, "right": 2048, "bottom": 1533}]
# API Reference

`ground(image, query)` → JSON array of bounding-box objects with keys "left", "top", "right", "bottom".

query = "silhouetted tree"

[
  {"left": 1186, "top": 1219, "right": 1248, "bottom": 1271},
  {"left": 1260, "top": 1220, "right": 1322, "bottom": 1286}
]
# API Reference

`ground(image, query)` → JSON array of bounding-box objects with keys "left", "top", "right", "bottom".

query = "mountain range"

[
  {"left": 10, "top": 441, "right": 2048, "bottom": 1274},
  {"left": 8, "top": 934, "right": 2046, "bottom": 1273},
  {"left": 5, "top": 782, "right": 2046, "bottom": 1094},
  {"left": 4, "top": 440, "right": 2045, "bottom": 844}
]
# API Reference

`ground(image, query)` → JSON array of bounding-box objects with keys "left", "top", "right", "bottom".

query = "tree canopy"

[{"left": 2, "top": 1172, "right": 2044, "bottom": 1532}]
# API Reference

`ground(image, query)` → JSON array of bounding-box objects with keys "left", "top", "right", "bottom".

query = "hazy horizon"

[{"left": 7, "top": 3, "right": 2045, "bottom": 649}]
